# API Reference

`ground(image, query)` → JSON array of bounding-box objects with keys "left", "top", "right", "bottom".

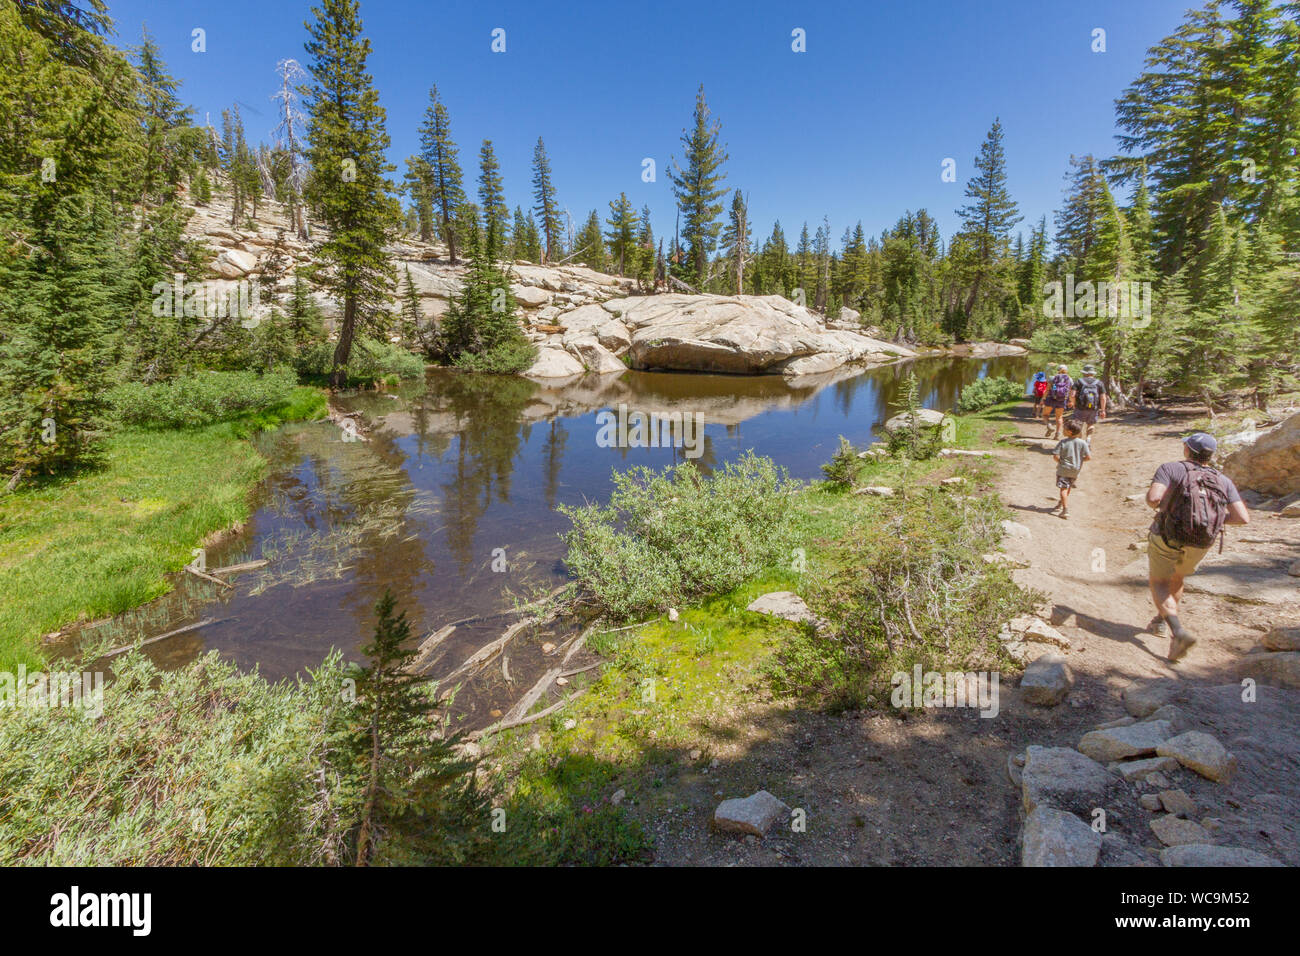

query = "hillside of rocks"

[{"left": 180, "top": 191, "right": 921, "bottom": 382}]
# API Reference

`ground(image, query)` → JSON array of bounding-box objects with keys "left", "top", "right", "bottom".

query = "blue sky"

[{"left": 105, "top": 0, "right": 1191, "bottom": 252}]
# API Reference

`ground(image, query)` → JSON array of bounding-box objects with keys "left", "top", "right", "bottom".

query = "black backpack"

[
  {"left": 1077, "top": 378, "right": 1102, "bottom": 410},
  {"left": 1159, "top": 461, "right": 1229, "bottom": 550}
]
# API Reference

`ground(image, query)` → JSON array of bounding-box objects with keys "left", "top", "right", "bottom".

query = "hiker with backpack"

[
  {"left": 1145, "top": 433, "right": 1250, "bottom": 663},
  {"left": 1030, "top": 370, "right": 1049, "bottom": 419},
  {"left": 1043, "top": 364, "right": 1073, "bottom": 440},
  {"left": 1072, "top": 365, "right": 1107, "bottom": 439}
]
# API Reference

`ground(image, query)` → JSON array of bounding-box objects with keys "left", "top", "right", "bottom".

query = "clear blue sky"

[{"left": 105, "top": 0, "right": 1191, "bottom": 252}]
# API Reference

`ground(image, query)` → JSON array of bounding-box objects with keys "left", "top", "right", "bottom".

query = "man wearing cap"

[
  {"left": 1072, "top": 364, "right": 1107, "bottom": 440},
  {"left": 1042, "top": 364, "right": 1074, "bottom": 440},
  {"left": 1144, "top": 433, "right": 1250, "bottom": 662}
]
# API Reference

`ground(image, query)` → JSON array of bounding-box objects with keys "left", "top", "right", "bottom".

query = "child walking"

[{"left": 1052, "top": 420, "right": 1091, "bottom": 519}]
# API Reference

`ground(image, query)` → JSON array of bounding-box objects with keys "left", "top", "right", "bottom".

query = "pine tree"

[
  {"left": 605, "top": 192, "right": 638, "bottom": 276},
  {"left": 635, "top": 204, "right": 655, "bottom": 289},
  {"left": 720, "top": 189, "right": 750, "bottom": 293},
  {"left": 402, "top": 155, "right": 435, "bottom": 243},
  {"left": 349, "top": 588, "right": 487, "bottom": 865},
  {"left": 955, "top": 118, "right": 1021, "bottom": 336},
  {"left": 531, "top": 137, "right": 562, "bottom": 264},
  {"left": 477, "top": 139, "right": 508, "bottom": 261},
  {"left": 573, "top": 209, "right": 606, "bottom": 271},
  {"left": 417, "top": 85, "right": 465, "bottom": 264},
  {"left": 668, "top": 85, "right": 729, "bottom": 288},
  {"left": 437, "top": 226, "right": 536, "bottom": 373},
  {"left": 303, "top": 0, "right": 401, "bottom": 387},
  {"left": 399, "top": 264, "right": 425, "bottom": 349}
]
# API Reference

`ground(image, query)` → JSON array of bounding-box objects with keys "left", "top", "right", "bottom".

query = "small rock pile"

[{"left": 1014, "top": 678, "right": 1283, "bottom": 867}]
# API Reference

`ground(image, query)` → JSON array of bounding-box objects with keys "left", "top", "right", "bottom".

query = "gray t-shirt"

[
  {"left": 1054, "top": 437, "right": 1090, "bottom": 476},
  {"left": 1148, "top": 461, "right": 1242, "bottom": 534}
]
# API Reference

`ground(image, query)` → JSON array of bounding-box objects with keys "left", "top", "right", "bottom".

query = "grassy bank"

[
  {"left": 0, "top": 386, "right": 327, "bottom": 671},
  {"left": 483, "top": 400, "right": 1029, "bottom": 859}
]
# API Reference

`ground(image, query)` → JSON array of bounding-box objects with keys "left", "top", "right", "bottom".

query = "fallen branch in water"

[
  {"left": 185, "top": 565, "right": 233, "bottom": 589},
  {"left": 208, "top": 559, "right": 268, "bottom": 575},
  {"left": 101, "top": 618, "right": 224, "bottom": 658},
  {"left": 469, "top": 690, "right": 587, "bottom": 740},
  {"left": 408, "top": 624, "right": 455, "bottom": 673}
]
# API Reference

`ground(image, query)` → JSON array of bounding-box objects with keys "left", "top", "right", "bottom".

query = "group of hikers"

[{"left": 1022, "top": 363, "right": 1250, "bottom": 664}]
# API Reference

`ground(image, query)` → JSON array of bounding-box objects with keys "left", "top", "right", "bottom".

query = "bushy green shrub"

[
  {"left": 110, "top": 367, "right": 300, "bottom": 428},
  {"left": 767, "top": 489, "right": 1034, "bottom": 710},
  {"left": 301, "top": 337, "right": 425, "bottom": 386},
  {"left": 453, "top": 339, "right": 538, "bottom": 374},
  {"left": 1028, "top": 324, "right": 1090, "bottom": 355},
  {"left": 560, "top": 451, "right": 800, "bottom": 621},
  {"left": 956, "top": 375, "right": 1024, "bottom": 412}
]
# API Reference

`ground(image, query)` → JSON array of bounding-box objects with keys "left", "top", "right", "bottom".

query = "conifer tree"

[
  {"left": 477, "top": 139, "right": 508, "bottom": 261},
  {"left": 955, "top": 118, "right": 1021, "bottom": 336},
  {"left": 531, "top": 137, "right": 562, "bottom": 263},
  {"left": 605, "top": 192, "right": 638, "bottom": 276},
  {"left": 417, "top": 85, "right": 464, "bottom": 263},
  {"left": 402, "top": 155, "right": 435, "bottom": 243},
  {"left": 303, "top": 0, "right": 401, "bottom": 387},
  {"left": 720, "top": 189, "right": 750, "bottom": 293},
  {"left": 349, "top": 588, "right": 487, "bottom": 866},
  {"left": 668, "top": 85, "right": 729, "bottom": 288},
  {"left": 573, "top": 209, "right": 606, "bottom": 271}
]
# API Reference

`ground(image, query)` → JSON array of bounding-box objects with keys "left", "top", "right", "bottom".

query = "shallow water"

[{"left": 85, "top": 354, "right": 1033, "bottom": 709}]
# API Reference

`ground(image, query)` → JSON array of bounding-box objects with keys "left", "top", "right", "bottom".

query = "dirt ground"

[{"left": 641, "top": 402, "right": 1300, "bottom": 866}]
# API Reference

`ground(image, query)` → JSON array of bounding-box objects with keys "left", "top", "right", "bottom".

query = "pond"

[{"left": 86, "top": 353, "right": 1036, "bottom": 721}]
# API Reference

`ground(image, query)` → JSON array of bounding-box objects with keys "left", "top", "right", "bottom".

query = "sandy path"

[{"left": 643, "top": 401, "right": 1300, "bottom": 866}]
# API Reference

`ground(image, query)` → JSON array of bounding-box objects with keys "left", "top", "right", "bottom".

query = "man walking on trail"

[
  {"left": 1145, "top": 433, "right": 1250, "bottom": 663},
  {"left": 1072, "top": 364, "right": 1107, "bottom": 440},
  {"left": 1043, "top": 364, "right": 1073, "bottom": 440}
]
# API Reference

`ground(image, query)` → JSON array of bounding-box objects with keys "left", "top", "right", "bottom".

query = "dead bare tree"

[{"left": 271, "top": 58, "right": 310, "bottom": 240}]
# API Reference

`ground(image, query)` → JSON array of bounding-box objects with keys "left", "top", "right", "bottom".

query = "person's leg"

[
  {"left": 1060, "top": 483, "right": 1071, "bottom": 516},
  {"left": 1054, "top": 407, "right": 1064, "bottom": 439}
]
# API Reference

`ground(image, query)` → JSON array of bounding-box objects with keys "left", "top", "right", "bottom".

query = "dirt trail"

[{"left": 643, "top": 402, "right": 1300, "bottom": 866}]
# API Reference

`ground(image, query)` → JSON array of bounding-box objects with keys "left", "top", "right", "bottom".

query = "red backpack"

[{"left": 1033, "top": 380, "right": 1048, "bottom": 398}]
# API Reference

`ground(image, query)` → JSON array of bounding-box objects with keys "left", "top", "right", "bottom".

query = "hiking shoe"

[
  {"left": 1168, "top": 631, "right": 1198, "bottom": 663},
  {"left": 1147, "top": 616, "right": 1167, "bottom": 636},
  {"left": 1060, "top": 509, "right": 1069, "bottom": 519}
]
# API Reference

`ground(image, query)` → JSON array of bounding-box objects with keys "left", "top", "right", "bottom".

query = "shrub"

[
  {"left": 886, "top": 372, "right": 944, "bottom": 460},
  {"left": 301, "top": 336, "right": 425, "bottom": 386},
  {"left": 560, "top": 451, "right": 800, "bottom": 621},
  {"left": 767, "top": 488, "right": 1034, "bottom": 710},
  {"left": 1028, "top": 324, "right": 1090, "bottom": 355},
  {"left": 110, "top": 367, "right": 300, "bottom": 428},
  {"left": 956, "top": 375, "right": 1024, "bottom": 412},
  {"left": 453, "top": 339, "right": 538, "bottom": 374},
  {"left": 0, "top": 594, "right": 493, "bottom": 866},
  {"left": 820, "top": 436, "right": 860, "bottom": 486}
]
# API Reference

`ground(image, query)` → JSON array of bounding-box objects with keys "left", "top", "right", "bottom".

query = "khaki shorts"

[{"left": 1147, "top": 532, "right": 1210, "bottom": 579}]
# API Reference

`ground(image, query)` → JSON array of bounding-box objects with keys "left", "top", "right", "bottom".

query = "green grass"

[{"left": 0, "top": 387, "right": 327, "bottom": 671}]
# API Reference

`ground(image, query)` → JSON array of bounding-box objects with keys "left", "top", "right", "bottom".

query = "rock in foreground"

[{"left": 713, "top": 790, "right": 791, "bottom": 837}]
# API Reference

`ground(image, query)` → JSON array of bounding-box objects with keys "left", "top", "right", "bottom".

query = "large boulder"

[
  {"left": 524, "top": 346, "right": 585, "bottom": 380},
  {"left": 210, "top": 248, "right": 258, "bottom": 278},
  {"left": 883, "top": 407, "right": 949, "bottom": 433},
  {"left": 583, "top": 293, "right": 912, "bottom": 376},
  {"left": 1221, "top": 410, "right": 1300, "bottom": 496},
  {"left": 565, "top": 338, "right": 625, "bottom": 376}
]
